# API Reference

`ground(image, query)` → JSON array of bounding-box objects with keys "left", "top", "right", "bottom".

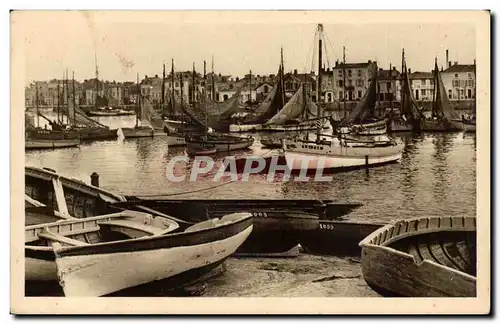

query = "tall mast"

[
  {"left": 401, "top": 49, "right": 405, "bottom": 115},
  {"left": 211, "top": 55, "right": 215, "bottom": 101},
  {"left": 161, "top": 62, "right": 166, "bottom": 110},
  {"left": 56, "top": 80, "right": 60, "bottom": 124},
  {"left": 135, "top": 73, "right": 139, "bottom": 127},
  {"left": 280, "top": 47, "right": 285, "bottom": 110},
  {"left": 192, "top": 62, "right": 196, "bottom": 105},
  {"left": 95, "top": 52, "right": 99, "bottom": 111},
  {"left": 204, "top": 60, "right": 208, "bottom": 129},
  {"left": 171, "top": 58, "right": 175, "bottom": 115},
  {"left": 180, "top": 71, "right": 184, "bottom": 133},
  {"left": 35, "top": 83, "right": 39, "bottom": 128},
  {"left": 72, "top": 71, "right": 76, "bottom": 124},
  {"left": 65, "top": 69, "right": 70, "bottom": 125},
  {"left": 316, "top": 24, "right": 323, "bottom": 141},
  {"left": 249, "top": 70, "right": 252, "bottom": 104},
  {"left": 343, "top": 46, "right": 346, "bottom": 118}
]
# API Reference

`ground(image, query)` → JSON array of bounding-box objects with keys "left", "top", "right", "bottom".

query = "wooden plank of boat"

[
  {"left": 359, "top": 216, "right": 476, "bottom": 297},
  {"left": 43, "top": 213, "right": 253, "bottom": 296},
  {"left": 25, "top": 138, "right": 80, "bottom": 150}
]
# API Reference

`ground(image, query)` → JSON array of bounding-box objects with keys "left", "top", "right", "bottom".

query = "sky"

[{"left": 14, "top": 11, "right": 477, "bottom": 84}]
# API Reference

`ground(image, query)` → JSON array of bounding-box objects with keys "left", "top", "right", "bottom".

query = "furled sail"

[
  {"left": 140, "top": 96, "right": 164, "bottom": 129},
  {"left": 401, "top": 64, "right": 425, "bottom": 121},
  {"left": 341, "top": 77, "right": 378, "bottom": 125},
  {"left": 433, "top": 61, "right": 461, "bottom": 121},
  {"left": 244, "top": 64, "right": 285, "bottom": 124},
  {"left": 264, "top": 85, "right": 317, "bottom": 125}
]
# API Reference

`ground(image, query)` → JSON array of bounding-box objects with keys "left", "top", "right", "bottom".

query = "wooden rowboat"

[
  {"left": 359, "top": 216, "right": 476, "bottom": 297},
  {"left": 26, "top": 210, "right": 253, "bottom": 296}
]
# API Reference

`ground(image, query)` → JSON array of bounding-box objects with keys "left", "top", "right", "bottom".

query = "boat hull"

[
  {"left": 186, "top": 135, "right": 254, "bottom": 152},
  {"left": 421, "top": 119, "right": 464, "bottom": 132},
  {"left": 464, "top": 122, "right": 476, "bottom": 133},
  {"left": 300, "top": 220, "right": 384, "bottom": 256},
  {"left": 25, "top": 139, "right": 80, "bottom": 150},
  {"left": 388, "top": 119, "right": 414, "bottom": 132},
  {"left": 284, "top": 144, "right": 404, "bottom": 171},
  {"left": 229, "top": 122, "right": 328, "bottom": 133},
  {"left": 87, "top": 111, "right": 135, "bottom": 117},
  {"left": 54, "top": 224, "right": 253, "bottom": 296},
  {"left": 359, "top": 216, "right": 476, "bottom": 297},
  {"left": 121, "top": 127, "right": 155, "bottom": 138},
  {"left": 27, "top": 127, "right": 118, "bottom": 141}
]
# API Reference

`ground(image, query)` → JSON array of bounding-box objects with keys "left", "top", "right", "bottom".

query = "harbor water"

[{"left": 24, "top": 113, "right": 476, "bottom": 297}]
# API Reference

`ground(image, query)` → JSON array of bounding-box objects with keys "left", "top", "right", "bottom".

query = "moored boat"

[
  {"left": 25, "top": 138, "right": 80, "bottom": 150},
  {"left": 359, "top": 216, "right": 476, "bottom": 297},
  {"left": 26, "top": 210, "right": 253, "bottom": 296},
  {"left": 87, "top": 109, "right": 135, "bottom": 117},
  {"left": 421, "top": 59, "right": 465, "bottom": 132},
  {"left": 185, "top": 132, "right": 254, "bottom": 153}
]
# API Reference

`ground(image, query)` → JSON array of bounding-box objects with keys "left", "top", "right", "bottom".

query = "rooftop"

[
  {"left": 409, "top": 71, "right": 433, "bottom": 80},
  {"left": 443, "top": 64, "right": 475, "bottom": 73}
]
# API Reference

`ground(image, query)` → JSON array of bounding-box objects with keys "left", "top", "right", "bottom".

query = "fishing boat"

[
  {"left": 387, "top": 49, "right": 425, "bottom": 133},
  {"left": 359, "top": 216, "right": 476, "bottom": 297},
  {"left": 185, "top": 132, "right": 254, "bottom": 152},
  {"left": 87, "top": 108, "right": 135, "bottom": 117},
  {"left": 421, "top": 59, "right": 464, "bottom": 132},
  {"left": 282, "top": 26, "right": 404, "bottom": 172},
  {"left": 27, "top": 72, "right": 118, "bottom": 141},
  {"left": 117, "top": 198, "right": 363, "bottom": 256},
  {"left": 338, "top": 69, "right": 388, "bottom": 135},
  {"left": 25, "top": 138, "right": 80, "bottom": 150},
  {"left": 186, "top": 144, "right": 217, "bottom": 156},
  {"left": 260, "top": 137, "right": 284, "bottom": 149},
  {"left": 462, "top": 97, "right": 476, "bottom": 133},
  {"left": 26, "top": 209, "right": 253, "bottom": 297}
]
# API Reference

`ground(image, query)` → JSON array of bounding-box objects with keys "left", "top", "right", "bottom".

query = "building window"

[
  {"left": 175, "top": 82, "right": 179, "bottom": 87},
  {"left": 348, "top": 70, "right": 352, "bottom": 77},
  {"left": 357, "top": 69, "right": 362, "bottom": 77},
  {"left": 357, "top": 91, "right": 362, "bottom": 98},
  {"left": 338, "top": 70, "right": 343, "bottom": 76},
  {"left": 339, "top": 91, "right": 343, "bottom": 99},
  {"left": 467, "top": 89, "right": 472, "bottom": 98},
  {"left": 422, "top": 79, "right": 427, "bottom": 86},
  {"left": 356, "top": 79, "right": 364, "bottom": 87},
  {"left": 338, "top": 80, "right": 343, "bottom": 87},
  {"left": 454, "top": 73, "right": 458, "bottom": 77},
  {"left": 348, "top": 79, "right": 353, "bottom": 87},
  {"left": 327, "top": 93, "right": 332, "bottom": 102},
  {"left": 421, "top": 89, "right": 426, "bottom": 96},
  {"left": 468, "top": 73, "right": 472, "bottom": 79},
  {"left": 460, "top": 89, "right": 464, "bottom": 99},
  {"left": 467, "top": 80, "right": 474, "bottom": 87},
  {"left": 430, "top": 79, "right": 434, "bottom": 85},
  {"left": 223, "top": 94, "right": 228, "bottom": 101},
  {"left": 386, "top": 81, "right": 391, "bottom": 90},
  {"left": 452, "top": 80, "right": 460, "bottom": 87},
  {"left": 264, "top": 85, "right": 269, "bottom": 93}
]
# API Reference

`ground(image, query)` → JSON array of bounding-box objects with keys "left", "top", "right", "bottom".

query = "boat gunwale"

[
  {"left": 359, "top": 215, "right": 477, "bottom": 279},
  {"left": 25, "top": 166, "right": 127, "bottom": 203}
]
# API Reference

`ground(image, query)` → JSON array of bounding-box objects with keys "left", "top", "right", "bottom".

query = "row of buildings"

[{"left": 25, "top": 60, "right": 476, "bottom": 109}]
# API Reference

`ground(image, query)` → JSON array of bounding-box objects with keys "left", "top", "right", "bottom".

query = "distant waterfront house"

[{"left": 441, "top": 62, "right": 476, "bottom": 101}]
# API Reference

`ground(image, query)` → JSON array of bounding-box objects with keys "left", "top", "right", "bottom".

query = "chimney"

[
  {"left": 454, "top": 61, "right": 458, "bottom": 66},
  {"left": 446, "top": 49, "right": 449, "bottom": 67},
  {"left": 473, "top": 58, "right": 476, "bottom": 65},
  {"left": 448, "top": 61, "right": 452, "bottom": 68},
  {"left": 335, "top": 59, "right": 339, "bottom": 66},
  {"left": 408, "top": 68, "right": 411, "bottom": 74},
  {"left": 294, "top": 69, "right": 298, "bottom": 75},
  {"left": 368, "top": 60, "right": 372, "bottom": 64},
  {"left": 155, "top": 74, "right": 158, "bottom": 78}
]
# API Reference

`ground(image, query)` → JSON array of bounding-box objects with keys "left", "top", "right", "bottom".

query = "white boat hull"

[
  {"left": 283, "top": 139, "right": 404, "bottom": 171},
  {"left": 229, "top": 122, "right": 328, "bottom": 133},
  {"left": 55, "top": 226, "right": 253, "bottom": 297},
  {"left": 121, "top": 127, "right": 155, "bottom": 138}
]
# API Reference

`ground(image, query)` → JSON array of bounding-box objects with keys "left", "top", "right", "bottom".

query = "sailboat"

[
  {"left": 338, "top": 67, "right": 388, "bottom": 136},
  {"left": 26, "top": 72, "right": 118, "bottom": 141},
  {"left": 387, "top": 49, "right": 425, "bottom": 133},
  {"left": 282, "top": 24, "right": 404, "bottom": 172},
  {"left": 421, "top": 59, "right": 464, "bottom": 132},
  {"left": 185, "top": 61, "right": 255, "bottom": 153}
]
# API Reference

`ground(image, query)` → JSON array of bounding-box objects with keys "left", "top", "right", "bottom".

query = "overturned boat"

[{"left": 359, "top": 216, "right": 476, "bottom": 297}]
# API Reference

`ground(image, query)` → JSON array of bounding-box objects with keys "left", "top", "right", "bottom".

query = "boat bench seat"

[
  {"left": 97, "top": 219, "right": 173, "bottom": 236},
  {"left": 37, "top": 228, "right": 90, "bottom": 247}
]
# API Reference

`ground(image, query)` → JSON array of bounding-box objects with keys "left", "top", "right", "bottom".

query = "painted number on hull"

[
  {"left": 252, "top": 212, "right": 268, "bottom": 218},
  {"left": 320, "top": 223, "right": 335, "bottom": 230}
]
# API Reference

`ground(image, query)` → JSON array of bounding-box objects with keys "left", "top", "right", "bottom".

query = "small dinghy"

[
  {"left": 359, "top": 216, "right": 476, "bottom": 297},
  {"left": 25, "top": 210, "right": 253, "bottom": 297}
]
